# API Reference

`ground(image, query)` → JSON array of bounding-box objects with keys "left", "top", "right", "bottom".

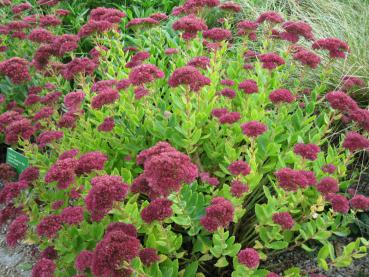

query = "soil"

[
  {"left": 262, "top": 238, "right": 369, "bottom": 277},
  {"left": 0, "top": 143, "right": 7, "bottom": 163},
  {"left": 0, "top": 225, "right": 36, "bottom": 277}
]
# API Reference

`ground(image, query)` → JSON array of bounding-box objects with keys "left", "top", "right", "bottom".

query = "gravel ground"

[
  {"left": 263, "top": 239, "right": 369, "bottom": 277},
  {"left": 0, "top": 225, "right": 35, "bottom": 277}
]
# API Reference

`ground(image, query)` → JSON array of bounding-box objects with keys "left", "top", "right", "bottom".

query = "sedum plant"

[{"left": 0, "top": 0, "right": 369, "bottom": 277}]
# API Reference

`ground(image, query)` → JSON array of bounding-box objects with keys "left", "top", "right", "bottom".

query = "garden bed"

[{"left": 0, "top": 0, "right": 369, "bottom": 277}]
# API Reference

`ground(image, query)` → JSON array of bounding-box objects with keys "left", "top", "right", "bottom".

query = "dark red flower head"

[
  {"left": 228, "top": 160, "right": 251, "bottom": 176},
  {"left": 5, "top": 118, "right": 35, "bottom": 145},
  {"left": 230, "top": 180, "right": 249, "bottom": 197},
  {"left": 168, "top": 65, "right": 210, "bottom": 92},
  {"left": 32, "top": 258, "right": 56, "bottom": 277},
  {"left": 98, "top": 117, "right": 115, "bottom": 132},
  {"left": 312, "top": 38, "right": 349, "bottom": 59},
  {"left": 0, "top": 163, "right": 17, "bottom": 183},
  {"left": 61, "top": 58, "right": 97, "bottom": 80},
  {"left": 61, "top": 206, "right": 84, "bottom": 225},
  {"left": 203, "top": 27, "right": 232, "bottom": 41},
  {"left": 75, "top": 250, "right": 93, "bottom": 272},
  {"left": 6, "top": 215, "right": 29, "bottom": 247},
  {"left": 200, "top": 197, "right": 234, "bottom": 232},
  {"left": 281, "top": 21, "right": 314, "bottom": 42},
  {"left": 293, "top": 49, "right": 321, "bottom": 68},
  {"left": 139, "top": 248, "right": 160, "bottom": 266},
  {"left": 86, "top": 175, "right": 129, "bottom": 221},
  {"left": 322, "top": 164, "right": 336, "bottom": 174},
  {"left": 64, "top": 90, "right": 85, "bottom": 112},
  {"left": 330, "top": 194, "right": 349, "bottom": 213},
  {"left": 257, "top": 11, "right": 284, "bottom": 24},
  {"left": 136, "top": 142, "right": 198, "bottom": 198},
  {"left": 91, "top": 88, "right": 119, "bottom": 109},
  {"left": 45, "top": 157, "right": 78, "bottom": 189},
  {"left": 187, "top": 56, "right": 210, "bottom": 69},
  {"left": 141, "top": 198, "right": 173, "bottom": 224},
  {"left": 91, "top": 230, "right": 140, "bottom": 276},
  {"left": 258, "top": 53, "right": 285, "bottom": 70},
  {"left": 28, "top": 28, "right": 55, "bottom": 44},
  {"left": 342, "top": 131, "right": 369, "bottom": 153},
  {"left": 241, "top": 121, "right": 267, "bottom": 137},
  {"left": 350, "top": 195, "right": 369, "bottom": 211},
  {"left": 172, "top": 15, "right": 208, "bottom": 40},
  {"left": 341, "top": 76, "right": 365, "bottom": 91},
  {"left": 0, "top": 57, "right": 31, "bottom": 84},
  {"left": 325, "top": 91, "right": 358, "bottom": 112},
  {"left": 219, "top": 111, "right": 241, "bottom": 124},
  {"left": 239, "top": 80, "right": 258, "bottom": 94},
  {"left": 90, "top": 7, "right": 126, "bottom": 24},
  {"left": 275, "top": 168, "right": 313, "bottom": 191},
  {"left": 36, "top": 130, "right": 64, "bottom": 148},
  {"left": 317, "top": 177, "right": 339, "bottom": 195},
  {"left": 238, "top": 248, "right": 260, "bottom": 269},
  {"left": 272, "top": 212, "right": 294, "bottom": 230},
  {"left": 126, "top": 17, "right": 159, "bottom": 29},
  {"left": 128, "top": 64, "right": 164, "bottom": 86},
  {"left": 269, "top": 89, "right": 295, "bottom": 104},
  {"left": 219, "top": 2, "right": 241, "bottom": 12},
  {"left": 293, "top": 143, "right": 320, "bottom": 160},
  {"left": 36, "top": 215, "right": 62, "bottom": 238}
]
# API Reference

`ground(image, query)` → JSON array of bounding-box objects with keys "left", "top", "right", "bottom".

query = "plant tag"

[{"left": 6, "top": 148, "right": 29, "bottom": 174}]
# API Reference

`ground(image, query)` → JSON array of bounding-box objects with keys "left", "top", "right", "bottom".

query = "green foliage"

[{"left": 1, "top": 0, "right": 369, "bottom": 276}]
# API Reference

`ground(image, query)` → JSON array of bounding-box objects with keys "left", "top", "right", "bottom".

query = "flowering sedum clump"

[{"left": 0, "top": 0, "right": 368, "bottom": 276}]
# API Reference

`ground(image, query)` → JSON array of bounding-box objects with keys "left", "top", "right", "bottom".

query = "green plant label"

[{"left": 6, "top": 148, "right": 29, "bottom": 174}]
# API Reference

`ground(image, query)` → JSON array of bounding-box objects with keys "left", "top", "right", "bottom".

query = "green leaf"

[
  {"left": 184, "top": 261, "right": 198, "bottom": 277},
  {"left": 215, "top": 257, "right": 229, "bottom": 268},
  {"left": 268, "top": 241, "right": 288, "bottom": 250}
]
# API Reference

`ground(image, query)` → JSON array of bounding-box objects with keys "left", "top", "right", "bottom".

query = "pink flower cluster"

[
  {"left": 239, "top": 79, "right": 258, "bottom": 94},
  {"left": 241, "top": 121, "right": 267, "bottom": 138},
  {"left": 36, "top": 214, "right": 62, "bottom": 238},
  {"left": 230, "top": 180, "right": 249, "bottom": 197},
  {"left": 128, "top": 64, "right": 164, "bottom": 86},
  {"left": 200, "top": 172, "right": 219, "bottom": 186},
  {"left": 293, "top": 48, "right": 321, "bottom": 69},
  {"left": 269, "top": 89, "right": 295, "bottom": 104},
  {"left": 32, "top": 258, "right": 56, "bottom": 277},
  {"left": 6, "top": 215, "right": 29, "bottom": 247},
  {"left": 200, "top": 197, "right": 234, "bottom": 232},
  {"left": 293, "top": 143, "right": 320, "bottom": 160},
  {"left": 187, "top": 56, "right": 210, "bottom": 69},
  {"left": 280, "top": 21, "right": 314, "bottom": 43},
  {"left": 91, "top": 224, "right": 140, "bottom": 276},
  {"left": 228, "top": 160, "right": 251, "bottom": 176},
  {"left": 272, "top": 212, "right": 294, "bottom": 230},
  {"left": 312, "top": 38, "right": 349, "bottom": 58},
  {"left": 36, "top": 130, "right": 64, "bottom": 147},
  {"left": 133, "top": 142, "right": 198, "bottom": 198},
  {"left": 258, "top": 52, "right": 285, "bottom": 70},
  {"left": 141, "top": 198, "right": 173, "bottom": 223},
  {"left": 237, "top": 20, "right": 259, "bottom": 40},
  {"left": 275, "top": 168, "right": 316, "bottom": 191},
  {"left": 60, "top": 206, "right": 84, "bottom": 225},
  {"left": 238, "top": 248, "right": 260, "bottom": 269},
  {"left": 172, "top": 15, "right": 208, "bottom": 40},
  {"left": 169, "top": 65, "right": 211, "bottom": 92},
  {"left": 45, "top": 157, "right": 78, "bottom": 189},
  {"left": 85, "top": 175, "right": 129, "bottom": 221},
  {"left": 0, "top": 57, "right": 31, "bottom": 84},
  {"left": 203, "top": 27, "right": 232, "bottom": 41},
  {"left": 79, "top": 7, "right": 125, "bottom": 37}
]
